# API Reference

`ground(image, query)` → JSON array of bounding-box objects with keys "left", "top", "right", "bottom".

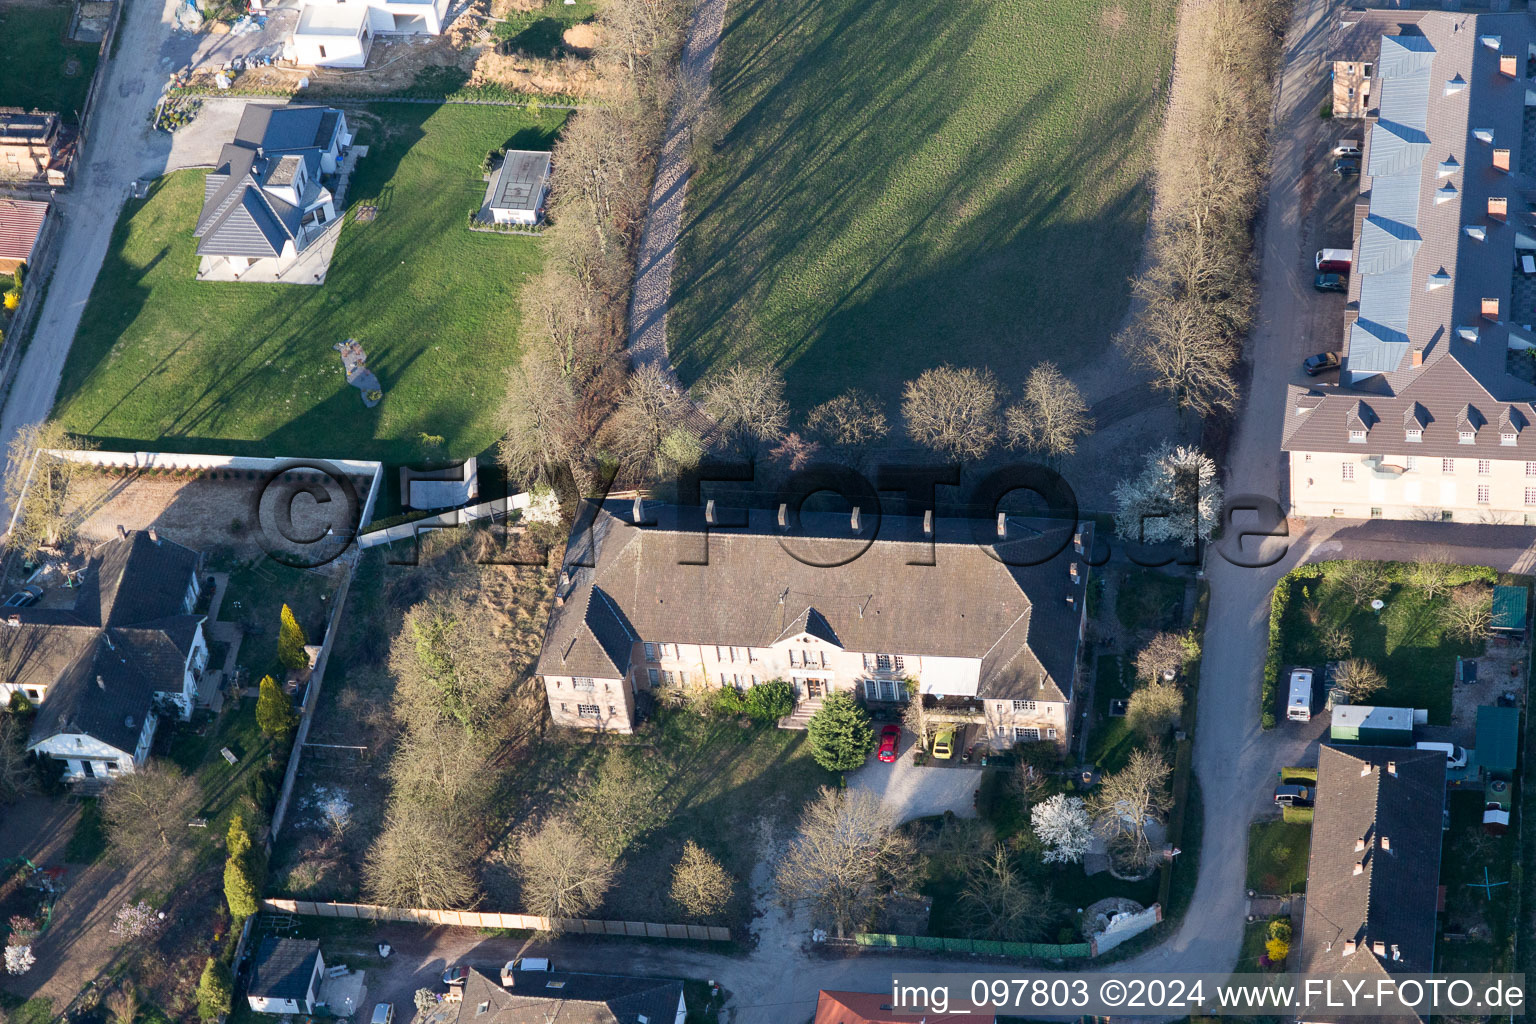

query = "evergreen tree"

[
  {"left": 278, "top": 604, "right": 309, "bottom": 672},
  {"left": 804, "top": 692, "right": 875, "bottom": 772},
  {"left": 256, "top": 675, "right": 298, "bottom": 740},
  {"left": 196, "top": 959, "right": 232, "bottom": 1022},
  {"left": 223, "top": 815, "right": 258, "bottom": 922}
]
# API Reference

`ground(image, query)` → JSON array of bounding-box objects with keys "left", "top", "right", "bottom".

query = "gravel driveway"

[{"left": 846, "top": 731, "right": 981, "bottom": 823}]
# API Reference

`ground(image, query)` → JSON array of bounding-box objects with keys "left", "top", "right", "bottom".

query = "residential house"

[
  {"left": 536, "top": 499, "right": 1092, "bottom": 750},
  {"left": 1328, "top": 10, "right": 1429, "bottom": 120},
  {"left": 287, "top": 0, "right": 448, "bottom": 67},
  {"left": 480, "top": 151, "right": 551, "bottom": 226},
  {"left": 1285, "top": 12, "right": 1536, "bottom": 523},
  {"left": 442, "top": 967, "right": 684, "bottom": 1024},
  {"left": 194, "top": 104, "right": 352, "bottom": 281},
  {"left": 1297, "top": 745, "right": 1446, "bottom": 1022},
  {"left": 815, "top": 990, "right": 996, "bottom": 1024},
  {"left": 246, "top": 938, "right": 325, "bottom": 1015},
  {"left": 0, "top": 110, "right": 68, "bottom": 186},
  {"left": 9, "top": 530, "right": 209, "bottom": 782},
  {"left": 0, "top": 197, "right": 48, "bottom": 275}
]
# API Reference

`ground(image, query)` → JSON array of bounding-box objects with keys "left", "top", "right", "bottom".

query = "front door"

[
  {"left": 806, "top": 679, "right": 825, "bottom": 698},
  {"left": 81, "top": 760, "right": 95, "bottom": 778}
]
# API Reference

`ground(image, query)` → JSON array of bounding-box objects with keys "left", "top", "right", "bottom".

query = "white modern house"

[
  {"left": 287, "top": 0, "right": 449, "bottom": 67},
  {"left": 480, "top": 151, "right": 552, "bottom": 226},
  {"left": 9, "top": 530, "right": 209, "bottom": 783},
  {"left": 194, "top": 104, "right": 353, "bottom": 281}
]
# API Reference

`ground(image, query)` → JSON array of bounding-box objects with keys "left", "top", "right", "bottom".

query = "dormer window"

[
  {"left": 1503, "top": 432, "right": 1518, "bottom": 446},
  {"left": 1349, "top": 429, "right": 1366, "bottom": 443},
  {"left": 1406, "top": 428, "right": 1422, "bottom": 443},
  {"left": 1460, "top": 430, "right": 1476, "bottom": 444}
]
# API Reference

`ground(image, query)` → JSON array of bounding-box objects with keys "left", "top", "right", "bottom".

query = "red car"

[{"left": 876, "top": 724, "right": 901, "bottom": 762}]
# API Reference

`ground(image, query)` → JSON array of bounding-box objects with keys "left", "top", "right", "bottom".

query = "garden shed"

[
  {"left": 1491, "top": 585, "right": 1528, "bottom": 638},
  {"left": 1329, "top": 704, "right": 1419, "bottom": 746},
  {"left": 1475, "top": 704, "right": 1520, "bottom": 781}
]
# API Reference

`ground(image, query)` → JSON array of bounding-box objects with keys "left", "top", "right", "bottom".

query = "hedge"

[{"left": 1259, "top": 559, "right": 1497, "bottom": 728}]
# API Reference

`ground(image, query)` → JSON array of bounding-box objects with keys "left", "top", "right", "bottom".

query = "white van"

[
  {"left": 1316, "top": 248, "right": 1353, "bottom": 272},
  {"left": 1287, "top": 669, "right": 1314, "bottom": 722},
  {"left": 1415, "top": 740, "right": 1468, "bottom": 768}
]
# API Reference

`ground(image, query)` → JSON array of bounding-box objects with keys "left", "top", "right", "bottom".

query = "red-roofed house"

[
  {"left": 0, "top": 198, "right": 48, "bottom": 274},
  {"left": 814, "top": 990, "right": 996, "bottom": 1024}
]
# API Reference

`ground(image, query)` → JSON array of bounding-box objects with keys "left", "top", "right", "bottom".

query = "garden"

[
  {"left": 1262, "top": 560, "right": 1499, "bottom": 726},
  {"left": 0, "top": 5, "right": 99, "bottom": 118},
  {"left": 52, "top": 103, "right": 568, "bottom": 465}
]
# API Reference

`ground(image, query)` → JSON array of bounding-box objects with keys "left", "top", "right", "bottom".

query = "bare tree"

[
  {"left": 386, "top": 719, "right": 493, "bottom": 831},
  {"left": 0, "top": 715, "right": 35, "bottom": 805},
  {"left": 1332, "top": 659, "right": 1386, "bottom": 704},
  {"left": 901, "top": 365, "right": 1001, "bottom": 460},
  {"left": 701, "top": 364, "right": 789, "bottom": 457},
  {"left": 609, "top": 362, "right": 697, "bottom": 475},
  {"left": 498, "top": 350, "right": 584, "bottom": 482},
  {"left": 100, "top": 761, "right": 200, "bottom": 871},
  {"left": 669, "top": 840, "right": 734, "bottom": 919},
  {"left": 516, "top": 815, "right": 615, "bottom": 928},
  {"left": 574, "top": 749, "right": 667, "bottom": 858},
  {"left": 4, "top": 421, "right": 93, "bottom": 556},
  {"left": 1004, "top": 362, "right": 1094, "bottom": 459},
  {"left": 389, "top": 599, "right": 513, "bottom": 737},
  {"left": 1115, "top": 289, "right": 1241, "bottom": 417},
  {"left": 1446, "top": 583, "right": 1494, "bottom": 644},
  {"left": 774, "top": 786, "right": 917, "bottom": 937},
  {"left": 1090, "top": 746, "right": 1173, "bottom": 873},
  {"left": 363, "top": 804, "right": 479, "bottom": 910},
  {"left": 769, "top": 432, "right": 821, "bottom": 471},
  {"left": 1320, "top": 623, "right": 1353, "bottom": 660},
  {"left": 1134, "top": 631, "right": 1193, "bottom": 682},
  {"left": 1331, "top": 560, "right": 1388, "bottom": 607},
  {"left": 958, "top": 845, "right": 1051, "bottom": 942},
  {"left": 1406, "top": 552, "right": 1457, "bottom": 600},
  {"left": 806, "top": 389, "right": 890, "bottom": 451},
  {"left": 1125, "top": 681, "right": 1184, "bottom": 737},
  {"left": 103, "top": 985, "right": 139, "bottom": 1024}
]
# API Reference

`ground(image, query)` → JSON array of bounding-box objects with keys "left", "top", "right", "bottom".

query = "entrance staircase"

[{"left": 778, "top": 697, "right": 823, "bottom": 730}]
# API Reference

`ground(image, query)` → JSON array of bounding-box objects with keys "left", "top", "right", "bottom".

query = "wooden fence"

[{"left": 261, "top": 899, "right": 730, "bottom": 942}]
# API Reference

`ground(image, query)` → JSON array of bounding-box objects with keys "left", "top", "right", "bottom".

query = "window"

[
  {"left": 1341, "top": 463, "right": 1355, "bottom": 481},
  {"left": 1443, "top": 458, "right": 1457, "bottom": 473},
  {"left": 644, "top": 642, "right": 658, "bottom": 662},
  {"left": 647, "top": 668, "right": 659, "bottom": 686},
  {"left": 862, "top": 679, "right": 908, "bottom": 702},
  {"left": 1045, "top": 728, "right": 1058, "bottom": 740},
  {"left": 1526, "top": 488, "right": 1536, "bottom": 506},
  {"left": 1013, "top": 700, "right": 1037, "bottom": 712},
  {"left": 559, "top": 703, "right": 567, "bottom": 712},
  {"left": 1503, "top": 432, "right": 1518, "bottom": 446},
  {"left": 22, "top": 687, "right": 40, "bottom": 701},
  {"left": 476, "top": 1003, "right": 489, "bottom": 1016},
  {"left": 1478, "top": 460, "right": 1492, "bottom": 475},
  {"left": 1526, "top": 462, "right": 1536, "bottom": 476},
  {"left": 572, "top": 676, "right": 595, "bottom": 692},
  {"left": 1304, "top": 453, "right": 1312, "bottom": 462},
  {"left": 1370, "top": 507, "right": 1382, "bottom": 518},
  {"left": 1460, "top": 430, "right": 1476, "bottom": 445},
  {"left": 1405, "top": 456, "right": 1417, "bottom": 470},
  {"left": 660, "top": 670, "right": 676, "bottom": 686},
  {"left": 1349, "top": 429, "right": 1366, "bottom": 443},
  {"left": 609, "top": 705, "right": 616, "bottom": 716},
  {"left": 1014, "top": 727, "right": 1040, "bottom": 742},
  {"left": 577, "top": 704, "right": 600, "bottom": 718},
  {"left": 1477, "top": 485, "right": 1491, "bottom": 505},
  {"left": 1442, "top": 510, "right": 1454, "bottom": 521},
  {"left": 318, "top": 44, "right": 327, "bottom": 59},
  {"left": 1405, "top": 429, "right": 1422, "bottom": 443}
]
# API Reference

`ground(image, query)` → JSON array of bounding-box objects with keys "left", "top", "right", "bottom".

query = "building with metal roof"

[
  {"left": 1491, "top": 583, "right": 1528, "bottom": 635},
  {"left": 1476, "top": 703, "right": 1520, "bottom": 779},
  {"left": 1285, "top": 12, "right": 1536, "bottom": 522}
]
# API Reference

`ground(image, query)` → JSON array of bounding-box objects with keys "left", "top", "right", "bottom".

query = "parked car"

[
  {"left": 370, "top": 1006, "right": 394, "bottom": 1024},
  {"left": 2, "top": 586, "right": 40, "bottom": 608},
  {"left": 442, "top": 967, "right": 468, "bottom": 986},
  {"left": 1274, "top": 784, "right": 1313, "bottom": 807},
  {"left": 1315, "top": 248, "right": 1353, "bottom": 272},
  {"left": 1313, "top": 273, "right": 1347, "bottom": 293},
  {"left": 1303, "top": 352, "right": 1341, "bottom": 376},
  {"left": 1333, "top": 158, "right": 1360, "bottom": 177},
  {"left": 876, "top": 724, "right": 900, "bottom": 763},
  {"left": 1414, "top": 740, "right": 1468, "bottom": 769},
  {"left": 931, "top": 729, "right": 955, "bottom": 760},
  {"left": 1331, "top": 140, "right": 1362, "bottom": 158},
  {"left": 501, "top": 958, "right": 552, "bottom": 984}
]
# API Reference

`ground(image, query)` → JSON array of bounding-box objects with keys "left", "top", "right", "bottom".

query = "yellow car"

[{"left": 931, "top": 729, "right": 955, "bottom": 759}]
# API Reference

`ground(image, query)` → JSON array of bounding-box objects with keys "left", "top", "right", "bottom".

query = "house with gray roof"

[
  {"left": 194, "top": 103, "right": 353, "bottom": 282},
  {"left": 537, "top": 499, "right": 1091, "bottom": 749},
  {"left": 1297, "top": 745, "right": 1446, "bottom": 1022},
  {"left": 6, "top": 530, "right": 209, "bottom": 783},
  {"left": 480, "top": 150, "right": 551, "bottom": 226},
  {"left": 246, "top": 937, "right": 325, "bottom": 1015},
  {"left": 1285, "top": 12, "right": 1536, "bottom": 523},
  {"left": 436, "top": 967, "right": 684, "bottom": 1024}
]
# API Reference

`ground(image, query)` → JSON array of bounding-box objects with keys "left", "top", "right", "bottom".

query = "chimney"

[
  {"left": 116, "top": 524, "right": 127, "bottom": 540},
  {"left": 1373, "top": 941, "right": 1386, "bottom": 956},
  {"left": 632, "top": 494, "right": 645, "bottom": 523},
  {"left": 777, "top": 503, "right": 788, "bottom": 528},
  {"left": 1484, "top": 297, "right": 1501, "bottom": 320},
  {"left": 1387, "top": 761, "right": 1397, "bottom": 776},
  {"left": 923, "top": 509, "right": 933, "bottom": 537},
  {"left": 850, "top": 506, "right": 861, "bottom": 532},
  {"left": 1355, "top": 837, "right": 1366, "bottom": 852},
  {"left": 1494, "top": 148, "right": 1511, "bottom": 171},
  {"left": 1411, "top": 348, "right": 1423, "bottom": 367},
  {"left": 148, "top": 527, "right": 159, "bottom": 545},
  {"left": 705, "top": 499, "right": 716, "bottom": 525},
  {"left": 1073, "top": 529, "right": 1085, "bottom": 554},
  {"left": 1353, "top": 861, "right": 1365, "bottom": 875},
  {"left": 1069, "top": 562, "right": 1081, "bottom": 585},
  {"left": 4, "top": 615, "right": 16, "bottom": 628},
  {"left": 1488, "top": 197, "right": 1508, "bottom": 220},
  {"left": 1380, "top": 835, "right": 1391, "bottom": 851},
  {"left": 996, "top": 512, "right": 1007, "bottom": 538},
  {"left": 1501, "top": 54, "right": 1518, "bottom": 77},
  {"left": 1344, "top": 939, "right": 1357, "bottom": 956},
  {"left": 559, "top": 570, "right": 570, "bottom": 589},
  {"left": 1361, "top": 762, "right": 1372, "bottom": 777}
]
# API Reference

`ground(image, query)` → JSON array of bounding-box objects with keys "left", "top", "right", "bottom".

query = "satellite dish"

[{"left": 1371, "top": 599, "right": 1385, "bottom": 611}]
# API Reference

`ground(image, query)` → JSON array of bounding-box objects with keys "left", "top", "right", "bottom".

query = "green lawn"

[
  {"left": 1116, "top": 569, "right": 1188, "bottom": 636},
  {"left": 1278, "top": 580, "right": 1479, "bottom": 722},
  {"left": 53, "top": 103, "right": 567, "bottom": 464},
  {"left": 492, "top": 0, "right": 596, "bottom": 57},
  {"left": 0, "top": 6, "right": 99, "bottom": 118},
  {"left": 1085, "top": 653, "right": 1136, "bottom": 772},
  {"left": 1246, "top": 821, "right": 1310, "bottom": 895},
  {"left": 1438, "top": 791, "right": 1517, "bottom": 972},
  {"left": 670, "top": 0, "right": 1178, "bottom": 409}
]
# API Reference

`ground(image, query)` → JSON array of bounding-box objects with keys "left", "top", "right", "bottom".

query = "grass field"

[
  {"left": 0, "top": 6, "right": 99, "bottom": 118},
  {"left": 670, "top": 0, "right": 1179, "bottom": 409},
  {"left": 1246, "top": 821, "right": 1311, "bottom": 894},
  {"left": 53, "top": 103, "right": 566, "bottom": 465}
]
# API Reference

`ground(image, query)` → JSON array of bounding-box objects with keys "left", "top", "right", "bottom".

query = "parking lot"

[{"left": 1293, "top": 126, "right": 1363, "bottom": 375}]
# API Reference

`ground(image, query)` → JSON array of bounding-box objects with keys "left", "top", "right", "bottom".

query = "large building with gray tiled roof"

[
  {"left": 1285, "top": 11, "right": 1536, "bottom": 522},
  {"left": 536, "top": 499, "right": 1091, "bottom": 748}
]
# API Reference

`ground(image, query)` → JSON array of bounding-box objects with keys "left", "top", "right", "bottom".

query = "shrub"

[
  {"left": 1268, "top": 918, "right": 1292, "bottom": 942},
  {"left": 712, "top": 685, "right": 746, "bottom": 716},
  {"left": 743, "top": 679, "right": 795, "bottom": 721},
  {"left": 195, "top": 959, "right": 231, "bottom": 1022},
  {"left": 3, "top": 292, "right": 18, "bottom": 312}
]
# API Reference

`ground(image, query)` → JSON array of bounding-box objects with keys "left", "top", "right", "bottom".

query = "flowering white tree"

[
  {"left": 1112, "top": 444, "right": 1222, "bottom": 547},
  {"left": 110, "top": 901, "right": 163, "bottom": 940},
  {"left": 5, "top": 943, "right": 35, "bottom": 975},
  {"left": 1031, "top": 793, "right": 1093, "bottom": 864}
]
